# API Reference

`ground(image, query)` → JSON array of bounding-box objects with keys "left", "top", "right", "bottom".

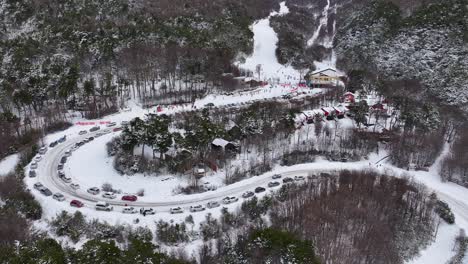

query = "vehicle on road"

[
  {"left": 30, "top": 162, "right": 38, "bottom": 169},
  {"left": 60, "top": 156, "right": 67, "bottom": 164},
  {"left": 70, "top": 200, "right": 84, "bottom": 208},
  {"left": 222, "top": 196, "right": 239, "bottom": 204},
  {"left": 34, "top": 155, "right": 42, "bottom": 162},
  {"left": 95, "top": 202, "right": 113, "bottom": 211},
  {"left": 294, "top": 176, "right": 305, "bottom": 181},
  {"left": 49, "top": 141, "right": 58, "bottom": 148},
  {"left": 29, "top": 170, "right": 36, "bottom": 178},
  {"left": 254, "top": 187, "right": 266, "bottom": 193},
  {"left": 102, "top": 129, "right": 112, "bottom": 135},
  {"left": 122, "top": 195, "right": 137, "bottom": 202},
  {"left": 33, "top": 182, "right": 43, "bottom": 190},
  {"left": 207, "top": 201, "right": 220, "bottom": 208},
  {"left": 39, "top": 187, "right": 52, "bottom": 196},
  {"left": 122, "top": 207, "right": 138, "bottom": 214},
  {"left": 58, "top": 136, "right": 66, "bottom": 143},
  {"left": 268, "top": 181, "right": 280, "bottom": 188},
  {"left": 78, "top": 130, "right": 87, "bottom": 135},
  {"left": 106, "top": 122, "right": 117, "bottom": 127},
  {"left": 71, "top": 145, "right": 79, "bottom": 152},
  {"left": 170, "top": 207, "right": 184, "bottom": 214},
  {"left": 87, "top": 187, "right": 100, "bottom": 195},
  {"left": 64, "top": 150, "right": 72, "bottom": 157},
  {"left": 140, "top": 208, "right": 156, "bottom": 215},
  {"left": 53, "top": 193, "right": 65, "bottom": 201},
  {"left": 189, "top": 205, "right": 205, "bottom": 212},
  {"left": 282, "top": 177, "right": 294, "bottom": 183},
  {"left": 60, "top": 173, "right": 72, "bottom": 183},
  {"left": 57, "top": 164, "right": 64, "bottom": 170},
  {"left": 113, "top": 127, "right": 123, "bottom": 132},
  {"left": 102, "top": 192, "right": 116, "bottom": 199},
  {"left": 272, "top": 174, "right": 282, "bottom": 179},
  {"left": 90, "top": 126, "right": 100, "bottom": 132},
  {"left": 38, "top": 146, "right": 48, "bottom": 154},
  {"left": 121, "top": 121, "right": 129, "bottom": 126},
  {"left": 70, "top": 183, "right": 80, "bottom": 190},
  {"left": 242, "top": 191, "right": 255, "bottom": 198}
]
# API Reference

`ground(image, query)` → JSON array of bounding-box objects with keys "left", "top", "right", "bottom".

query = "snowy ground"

[{"left": 0, "top": 153, "right": 19, "bottom": 176}]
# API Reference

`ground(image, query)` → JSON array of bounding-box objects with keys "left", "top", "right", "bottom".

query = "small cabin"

[
  {"left": 211, "top": 138, "right": 238, "bottom": 153},
  {"left": 343, "top": 92, "right": 355, "bottom": 103}
]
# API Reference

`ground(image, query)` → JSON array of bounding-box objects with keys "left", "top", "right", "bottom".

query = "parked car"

[
  {"left": 170, "top": 207, "right": 184, "bottom": 214},
  {"left": 53, "top": 193, "right": 65, "bottom": 201},
  {"left": 33, "top": 182, "right": 43, "bottom": 190},
  {"left": 70, "top": 199, "right": 84, "bottom": 208},
  {"left": 64, "top": 150, "right": 72, "bottom": 157},
  {"left": 121, "top": 195, "right": 137, "bottom": 202},
  {"left": 49, "top": 141, "right": 58, "bottom": 147},
  {"left": 102, "top": 129, "right": 111, "bottom": 135},
  {"left": 272, "top": 174, "right": 282, "bottom": 179},
  {"left": 207, "top": 201, "right": 220, "bottom": 209},
  {"left": 113, "top": 127, "right": 123, "bottom": 132},
  {"left": 39, "top": 187, "right": 52, "bottom": 196},
  {"left": 58, "top": 135, "right": 67, "bottom": 143},
  {"left": 30, "top": 162, "right": 38, "bottom": 169},
  {"left": 140, "top": 208, "right": 156, "bottom": 215},
  {"left": 106, "top": 122, "right": 117, "bottom": 127},
  {"left": 89, "top": 126, "right": 100, "bottom": 132},
  {"left": 102, "top": 192, "right": 116, "bottom": 199},
  {"left": 222, "top": 196, "right": 239, "bottom": 204},
  {"left": 95, "top": 202, "right": 113, "bottom": 211},
  {"left": 60, "top": 156, "right": 67, "bottom": 164},
  {"left": 121, "top": 121, "right": 129, "bottom": 126},
  {"left": 78, "top": 130, "right": 87, "bottom": 135},
  {"left": 87, "top": 187, "right": 100, "bottom": 195},
  {"left": 282, "top": 177, "right": 294, "bottom": 184},
  {"left": 254, "top": 187, "right": 266, "bottom": 193},
  {"left": 38, "top": 146, "right": 48, "bottom": 155},
  {"left": 189, "top": 205, "right": 205, "bottom": 212},
  {"left": 60, "top": 174, "right": 72, "bottom": 183},
  {"left": 57, "top": 164, "right": 64, "bottom": 170},
  {"left": 70, "top": 183, "right": 80, "bottom": 190},
  {"left": 268, "top": 181, "right": 280, "bottom": 188},
  {"left": 242, "top": 191, "right": 255, "bottom": 198},
  {"left": 122, "top": 207, "right": 138, "bottom": 214},
  {"left": 294, "top": 176, "right": 305, "bottom": 181},
  {"left": 29, "top": 170, "right": 36, "bottom": 178}
]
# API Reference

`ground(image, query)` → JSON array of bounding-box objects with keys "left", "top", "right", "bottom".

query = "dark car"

[
  {"left": 242, "top": 191, "right": 255, "bottom": 198},
  {"left": 254, "top": 187, "right": 266, "bottom": 193},
  {"left": 282, "top": 177, "right": 294, "bottom": 183},
  {"left": 39, "top": 187, "right": 53, "bottom": 196},
  {"left": 122, "top": 195, "right": 138, "bottom": 202},
  {"left": 87, "top": 136, "right": 94, "bottom": 141},
  {"left": 70, "top": 200, "right": 84, "bottom": 208},
  {"left": 57, "top": 164, "right": 64, "bottom": 170},
  {"left": 60, "top": 156, "right": 67, "bottom": 164},
  {"left": 90, "top": 126, "right": 100, "bottom": 132},
  {"left": 29, "top": 170, "right": 37, "bottom": 178},
  {"left": 49, "top": 141, "right": 58, "bottom": 148}
]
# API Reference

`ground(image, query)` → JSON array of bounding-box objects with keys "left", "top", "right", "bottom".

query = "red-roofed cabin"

[
  {"left": 343, "top": 92, "right": 355, "bottom": 103},
  {"left": 371, "top": 103, "right": 387, "bottom": 113},
  {"left": 333, "top": 107, "right": 345, "bottom": 119},
  {"left": 322, "top": 107, "right": 336, "bottom": 120}
]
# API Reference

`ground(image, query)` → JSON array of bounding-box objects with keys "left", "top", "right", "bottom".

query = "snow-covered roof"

[
  {"left": 212, "top": 138, "right": 230, "bottom": 147},
  {"left": 311, "top": 68, "right": 341, "bottom": 77}
]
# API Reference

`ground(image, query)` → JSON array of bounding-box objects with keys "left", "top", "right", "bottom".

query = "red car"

[
  {"left": 121, "top": 195, "right": 137, "bottom": 202},
  {"left": 113, "top": 127, "right": 123, "bottom": 132},
  {"left": 70, "top": 200, "right": 84, "bottom": 208}
]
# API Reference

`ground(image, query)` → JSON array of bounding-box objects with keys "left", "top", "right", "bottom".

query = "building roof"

[{"left": 311, "top": 68, "right": 341, "bottom": 77}]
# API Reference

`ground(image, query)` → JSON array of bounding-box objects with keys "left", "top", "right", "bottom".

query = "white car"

[
  {"left": 53, "top": 193, "right": 65, "bottom": 202},
  {"left": 71, "top": 145, "right": 79, "bottom": 152},
  {"left": 207, "top": 201, "right": 220, "bottom": 209},
  {"left": 79, "top": 130, "right": 87, "bottom": 135},
  {"left": 122, "top": 207, "right": 138, "bottom": 214},
  {"left": 242, "top": 191, "right": 255, "bottom": 199},
  {"left": 170, "top": 207, "right": 184, "bottom": 214},
  {"left": 102, "top": 192, "right": 116, "bottom": 199},
  {"left": 95, "top": 202, "right": 113, "bottom": 211},
  {"left": 294, "top": 176, "right": 305, "bottom": 181},
  {"left": 30, "top": 162, "right": 38, "bottom": 169},
  {"left": 33, "top": 182, "right": 44, "bottom": 190},
  {"left": 59, "top": 173, "right": 72, "bottom": 183},
  {"left": 189, "top": 205, "right": 206, "bottom": 212},
  {"left": 272, "top": 174, "right": 282, "bottom": 179},
  {"left": 102, "top": 129, "right": 111, "bottom": 135},
  {"left": 70, "top": 183, "right": 80, "bottom": 190},
  {"left": 121, "top": 121, "right": 129, "bottom": 126},
  {"left": 222, "top": 196, "right": 239, "bottom": 204},
  {"left": 140, "top": 208, "right": 156, "bottom": 215},
  {"left": 64, "top": 150, "right": 72, "bottom": 157},
  {"left": 106, "top": 122, "right": 117, "bottom": 127},
  {"left": 87, "top": 187, "right": 100, "bottom": 195},
  {"left": 38, "top": 146, "right": 48, "bottom": 155}
]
